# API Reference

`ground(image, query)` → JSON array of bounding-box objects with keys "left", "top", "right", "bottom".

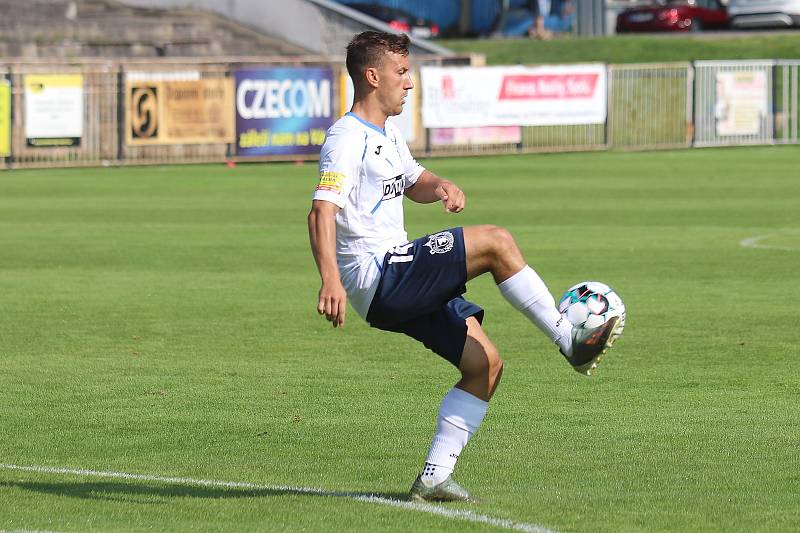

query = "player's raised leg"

[
  {"left": 462, "top": 224, "right": 621, "bottom": 375},
  {"left": 463, "top": 224, "right": 573, "bottom": 352},
  {"left": 410, "top": 316, "right": 502, "bottom": 502}
]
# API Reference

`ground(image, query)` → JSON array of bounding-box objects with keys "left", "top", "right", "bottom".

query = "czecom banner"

[
  {"left": 421, "top": 64, "right": 606, "bottom": 128},
  {"left": 235, "top": 67, "right": 333, "bottom": 156}
]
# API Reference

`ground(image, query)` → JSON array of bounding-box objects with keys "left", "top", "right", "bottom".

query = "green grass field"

[
  {"left": 442, "top": 33, "right": 800, "bottom": 65},
  {"left": 1, "top": 146, "right": 799, "bottom": 532}
]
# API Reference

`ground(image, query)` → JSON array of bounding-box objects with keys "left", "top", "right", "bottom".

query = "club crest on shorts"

[{"left": 424, "top": 231, "right": 454, "bottom": 255}]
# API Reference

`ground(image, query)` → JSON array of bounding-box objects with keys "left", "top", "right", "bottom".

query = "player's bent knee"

[
  {"left": 460, "top": 344, "right": 502, "bottom": 381},
  {"left": 469, "top": 224, "right": 516, "bottom": 256},
  {"left": 490, "top": 226, "right": 517, "bottom": 254},
  {"left": 487, "top": 350, "right": 504, "bottom": 386}
]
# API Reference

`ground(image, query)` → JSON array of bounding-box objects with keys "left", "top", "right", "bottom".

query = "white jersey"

[{"left": 313, "top": 112, "right": 425, "bottom": 320}]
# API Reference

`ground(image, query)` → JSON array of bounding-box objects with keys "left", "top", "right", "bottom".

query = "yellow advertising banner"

[
  {"left": 0, "top": 80, "right": 10, "bottom": 156},
  {"left": 25, "top": 74, "right": 83, "bottom": 88},
  {"left": 126, "top": 78, "right": 235, "bottom": 145}
]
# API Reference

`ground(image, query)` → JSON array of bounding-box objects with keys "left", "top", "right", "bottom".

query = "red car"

[{"left": 616, "top": 0, "right": 729, "bottom": 33}]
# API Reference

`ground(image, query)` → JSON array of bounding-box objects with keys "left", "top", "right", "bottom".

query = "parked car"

[
  {"left": 616, "top": 0, "right": 729, "bottom": 33},
  {"left": 727, "top": 0, "right": 800, "bottom": 28},
  {"left": 344, "top": 3, "right": 440, "bottom": 38}
]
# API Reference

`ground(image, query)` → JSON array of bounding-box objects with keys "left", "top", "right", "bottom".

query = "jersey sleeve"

[{"left": 312, "top": 132, "right": 362, "bottom": 209}]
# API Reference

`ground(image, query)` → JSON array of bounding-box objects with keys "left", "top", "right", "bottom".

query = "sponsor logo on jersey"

[
  {"left": 316, "top": 171, "right": 344, "bottom": 194},
  {"left": 424, "top": 231, "right": 454, "bottom": 254},
  {"left": 382, "top": 174, "right": 404, "bottom": 200}
]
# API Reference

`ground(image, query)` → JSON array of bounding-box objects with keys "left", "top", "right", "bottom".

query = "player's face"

[{"left": 376, "top": 52, "right": 413, "bottom": 117}]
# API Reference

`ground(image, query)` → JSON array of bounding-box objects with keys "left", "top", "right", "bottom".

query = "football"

[{"left": 558, "top": 281, "right": 626, "bottom": 330}]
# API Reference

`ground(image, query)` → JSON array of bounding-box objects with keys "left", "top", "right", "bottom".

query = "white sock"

[
  {"left": 420, "top": 387, "right": 488, "bottom": 487},
  {"left": 498, "top": 265, "right": 573, "bottom": 355}
]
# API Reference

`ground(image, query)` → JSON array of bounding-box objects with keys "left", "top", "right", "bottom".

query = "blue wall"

[{"left": 335, "top": 0, "right": 534, "bottom": 36}]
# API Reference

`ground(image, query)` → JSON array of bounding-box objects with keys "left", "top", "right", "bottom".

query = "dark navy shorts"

[{"left": 366, "top": 227, "right": 484, "bottom": 367}]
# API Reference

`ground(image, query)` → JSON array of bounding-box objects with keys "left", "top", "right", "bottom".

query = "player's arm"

[
  {"left": 404, "top": 169, "right": 465, "bottom": 213},
  {"left": 308, "top": 199, "right": 347, "bottom": 327}
]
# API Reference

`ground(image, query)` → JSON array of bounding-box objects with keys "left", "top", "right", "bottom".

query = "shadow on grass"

[{"left": 0, "top": 480, "right": 410, "bottom": 505}]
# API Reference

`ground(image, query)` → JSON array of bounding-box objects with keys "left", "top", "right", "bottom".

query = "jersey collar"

[{"left": 345, "top": 112, "right": 386, "bottom": 137}]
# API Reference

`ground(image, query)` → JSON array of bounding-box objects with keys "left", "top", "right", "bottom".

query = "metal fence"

[
  {"left": 694, "top": 60, "right": 800, "bottom": 148},
  {"left": 609, "top": 63, "right": 692, "bottom": 150},
  {"left": 7, "top": 64, "right": 119, "bottom": 167},
  {"left": 1, "top": 58, "right": 799, "bottom": 170},
  {"left": 776, "top": 60, "right": 800, "bottom": 145},
  {"left": 694, "top": 60, "right": 775, "bottom": 147}
]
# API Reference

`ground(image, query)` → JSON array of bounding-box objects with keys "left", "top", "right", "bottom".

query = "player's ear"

[{"left": 365, "top": 67, "right": 380, "bottom": 88}]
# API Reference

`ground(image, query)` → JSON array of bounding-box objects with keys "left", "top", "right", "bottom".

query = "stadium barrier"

[
  {"left": 694, "top": 60, "right": 800, "bottom": 148},
  {"left": 776, "top": 60, "right": 800, "bottom": 145},
  {"left": 0, "top": 57, "right": 798, "bottom": 170},
  {"left": 694, "top": 60, "right": 775, "bottom": 147},
  {"left": 608, "top": 63, "right": 692, "bottom": 150}
]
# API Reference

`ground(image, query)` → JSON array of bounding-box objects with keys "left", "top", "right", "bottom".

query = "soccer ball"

[{"left": 558, "top": 281, "right": 625, "bottom": 330}]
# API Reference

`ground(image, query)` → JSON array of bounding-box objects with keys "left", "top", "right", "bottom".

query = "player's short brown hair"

[{"left": 346, "top": 31, "right": 410, "bottom": 84}]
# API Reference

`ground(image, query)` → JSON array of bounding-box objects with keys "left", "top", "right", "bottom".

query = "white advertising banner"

[
  {"left": 24, "top": 74, "right": 84, "bottom": 146},
  {"left": 715, "top": 71, "right": 768, "bottom": 136},
  {"left": 421, "top": 64, "right": 607, "bottom": 128}
]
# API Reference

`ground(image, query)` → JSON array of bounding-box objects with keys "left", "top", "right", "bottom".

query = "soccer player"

[{"left": 308, "top": 31, "right": 623, "bottom": 502}]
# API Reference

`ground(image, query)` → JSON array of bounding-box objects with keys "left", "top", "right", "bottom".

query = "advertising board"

[{"left": 235, "top": 67, "right": 334, "bottom": 156}]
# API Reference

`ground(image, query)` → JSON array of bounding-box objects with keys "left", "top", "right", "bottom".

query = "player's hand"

[
  {"left": 317, "top": 281, "right": 347, "bottom": 328},
  {"left": 435, "top": 180, "right": 465, "bottom": 213}
]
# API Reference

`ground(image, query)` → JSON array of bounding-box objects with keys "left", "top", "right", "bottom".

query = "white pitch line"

[
  {"left": 740, "top": 234, "right": 798, "bottom": 252},
  {"left": 0, "top": 530, "right": 65, "bottom": 533},
  {"left": 0, "top": 464, "right": 556, "bottom": 533}
]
